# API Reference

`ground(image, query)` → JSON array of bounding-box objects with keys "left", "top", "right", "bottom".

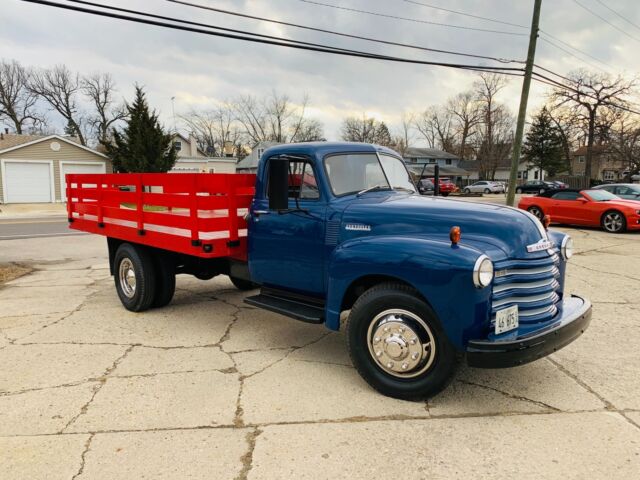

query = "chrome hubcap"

[
  {"left": 604, "top": 213, "right": 622, "bottom": 232},
  {"left": 529, "top": 207, "right": 543, "bottom": 220},
  {"left": 118, "top": 258, "right": 136, "bottom": 298},
  {"left": 367, "top": 309, "right": 436, "bottom": 378}
]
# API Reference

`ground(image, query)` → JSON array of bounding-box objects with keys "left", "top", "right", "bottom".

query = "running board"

[{"left": 244, "top": 293, "right": 324, "bottom": 324}]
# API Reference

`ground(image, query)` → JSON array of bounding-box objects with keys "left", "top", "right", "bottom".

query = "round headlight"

[
  {"left": 473, "top": 255, "right": 494, "bottom": 288},
  {"left": 561, "top": 235, "right": 573, "bottom": 260}
]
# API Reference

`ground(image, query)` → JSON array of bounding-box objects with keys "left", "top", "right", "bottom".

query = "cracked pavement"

[{"left": 0, "top": 230, "right": 639, "bottom": 479}]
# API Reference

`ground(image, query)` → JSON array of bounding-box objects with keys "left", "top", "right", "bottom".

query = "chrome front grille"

[{"left": 491, "top": 252, "right": 561, "bottom": 325}]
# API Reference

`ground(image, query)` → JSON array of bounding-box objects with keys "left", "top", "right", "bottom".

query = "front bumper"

[{"left": 466, "top": 295, "right": 591, "bottom": 368}]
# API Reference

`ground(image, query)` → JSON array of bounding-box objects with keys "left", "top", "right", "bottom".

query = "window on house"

[
  {"left": 445, "top": 159, "right": 452, "bottom": 165},
  {"left": 257, "top": 148, "right": 265, "bottom": 158},
  {"left": 578, "top": 156, "right": 585, "bottom": 163},
  {"left": 534, "top": 170, "right": 539, "bottom": 179},
  {"left": 517, "top": 171, "right": 522, "bottom": 179},
  {"left": 209, "top": 168, "right": 215, "bottom": 173},
  {"left": 603, "top": 170, "right": 616, "bottom": 181},
  {"left": 428, "top": 159, "right": 436, "bottom": 164},
  {"left": 173, "top": 141, "right": 182, "bottom": 151}
]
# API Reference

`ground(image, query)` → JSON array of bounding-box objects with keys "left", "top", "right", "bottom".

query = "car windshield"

[
  {"left": 585, "top": 190, "right": 618, "bottom": 201},
  {"left": 324, "top": 153, "right": 415, "bottom": 196}
]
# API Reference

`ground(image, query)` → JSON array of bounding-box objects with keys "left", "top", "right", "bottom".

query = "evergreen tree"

[
  {"left": 523, "top": 107, "right": 566, "bottom": 178},
  {"left": 104, "top": 86, "right": 176, "bottom": 172}
]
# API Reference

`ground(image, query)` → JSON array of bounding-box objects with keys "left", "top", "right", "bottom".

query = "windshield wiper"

[
  {"left": 393, "top": 186, "right": 415, "bottom": 193},
  {"left": 356, "top": 184, "right": 391, "bottom": 197}
]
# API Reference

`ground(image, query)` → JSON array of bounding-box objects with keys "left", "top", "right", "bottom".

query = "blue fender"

[{"left": 325, "top": 235, "right": 493, "bottom": 350}]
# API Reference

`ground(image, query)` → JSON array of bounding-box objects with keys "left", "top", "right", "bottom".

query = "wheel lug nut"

[
  {"left": 412, "top": 352, "right": 419, "bottom": 360},
  {"left": 402, "top": 363, "right": 408, "bottom": 370},
  {"left": 386, "top": 362, "right": 394, "bottom": 368},
  {"left": 383, "top": 327, "right": 390, "bottom": 333},
  {"left": 376, "top": 351, "right": 382, "bottom": 357},
  {"left": 374, "top": 337, "right": 380, "bottom": 343},
  {"left": 399, "top": 327, "right": 405, "bottom": 333}
]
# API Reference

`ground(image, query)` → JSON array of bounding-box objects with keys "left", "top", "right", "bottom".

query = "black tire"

[
  {"left": 463, "top": 188, "right": 470, "bottom": 194},
  {"left": 441, "top": 192, "right": 449, "bottom": 197},
  {"left": 229, "top": 276, "right": 258, "bottom": 291},
  {"left": 346, "top": 283, "right": 458, "bottom": 400},
  {"left": 527, "top": 206, "right": 544, "bottom": 220},
  {"left": 152, "top": 257, "right": 176, "bottom": 308},
  {"left": 113, "top": 243, "right": 156, "bottom": 312},
  {"left": 484, "top": 188, "right": 491, "bottom": 194},
  {"left": 601, "top": 210, "right": 626, "bottom": 233},
  {"left": 516, "top": 188, "right": 523, "bottom": 194}
]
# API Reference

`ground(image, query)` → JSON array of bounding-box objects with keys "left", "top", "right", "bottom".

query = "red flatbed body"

[{"left": 67, "top": 173, "right": 256, "bottom": 261}]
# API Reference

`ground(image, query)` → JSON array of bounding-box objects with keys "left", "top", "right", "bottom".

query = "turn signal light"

[
  {"left": 542, "top": 215, "right": 551, "bottom": 230},
  {"left": 450, "top": 226, "right": 461, "bottom": 245}
]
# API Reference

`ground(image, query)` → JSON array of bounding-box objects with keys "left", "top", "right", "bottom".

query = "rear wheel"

[
  {"left": 114, "top": 243, "right": 156, "bottom": 312},
  {"left": 601, "top": 210, "right": 626, "bottom": 233},
  {"left": 463, "top": 188, "right": 470, "bottom": 194},
  {"left": 152, "top": 257, "right": 176, "bottom": 308},
  {"left": 229, "top": 276, "right": 258, "bottom": 291},
  {"left": 484, "top": 188, "right": 491, "bottom": 194},
  {"left": 516, "top": 187, "right": 523, "bottom": 194},
  {"left": 346, "top": 283, "right": 457, "bottom": 400},
  {"left": 527, "top": 206, "right": 544, "bottom": 220}
]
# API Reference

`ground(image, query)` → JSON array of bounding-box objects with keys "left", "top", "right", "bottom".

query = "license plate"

[{"left": 495, "top": 305, "right": 519, "bottom": 335}]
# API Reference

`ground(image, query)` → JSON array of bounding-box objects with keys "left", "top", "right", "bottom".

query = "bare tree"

[
  {"left": 609, "top": 112, "right": 640, "bottom": 175},
  {"left": 0, "top": 59, "right": 43, "bottom": 134},
  {"left": 181, "top": 103, "right": 242, "bottom": 156},
  {"left": 475, "top": 104, "right": 514, "bottom": 179},
  {"left": 414, "top": 106, "right": 454, "bottom": 151},
  {"left": 29, "top": 65, "right": 86, "bottom": 145},
  {"left": 291, "top": 118, "right": 325, "bottom": 142},
  {"left": 546, "top": 106, "right": 582, "bottom": 173},
  {"left": 82, "top": 73, "right": 126, "bottom": 146},
  {"left": 551, "top": 69, "right": 637, "bottom": 179},
  {"left": 447, "top": 91, "right": 481, "bottom": 159},
  {"left": 340, "top": 114, "right": 392, "bottom": 146},
  {"left": 391, "top": 112, "right": 414, "bottom": 156}
]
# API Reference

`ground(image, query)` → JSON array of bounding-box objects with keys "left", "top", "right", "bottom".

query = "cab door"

[{"left": 248, "top": 158, "right": 326, "bottom": 296}]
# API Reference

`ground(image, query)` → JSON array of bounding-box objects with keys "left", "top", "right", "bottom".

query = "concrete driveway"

[{"left": 1, "top": 230, "right": 639, "bottom": 479}]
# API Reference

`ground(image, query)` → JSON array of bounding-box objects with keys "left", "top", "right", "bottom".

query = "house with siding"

[
  {"left": 571, "top": 145, "right": 626, "bottom": 181},
  {"left": 169, "top": 133, "right": 237, "bottom": 174},
  {"left": 236, "top": 141, "right": 282, "bottom": 173},
  {"left": 0, "top": 133, "right": 111, "bottom": 204}
]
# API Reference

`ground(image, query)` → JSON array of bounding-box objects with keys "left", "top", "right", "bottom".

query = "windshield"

[
  {"left": 324, "top": 153, "right": 415, "bottom": 196},
  {"left": 585, "top": 190, "right": 618, "bottom": 201}
]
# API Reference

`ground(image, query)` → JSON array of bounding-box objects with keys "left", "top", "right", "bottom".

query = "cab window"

[
  {"left": 287, "top": 161, "right": 319, "bottom": 200},
  {"left": 551, "top": 191, "right": 581, "bottom": 200}
]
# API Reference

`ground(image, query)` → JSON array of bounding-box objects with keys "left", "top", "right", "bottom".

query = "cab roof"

[{"left": 261, "top": 142, "right": 401, "bottom": 159}]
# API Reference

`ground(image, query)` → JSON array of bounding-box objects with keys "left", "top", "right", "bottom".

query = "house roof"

[
  {"left": 406, "top": 164, "right": 470, "bottom": 176},
  {"left": 236, "top": 141, "right": 282, "bottom": 170},
  {"left": 572, "top": 145, "right": 609, "bottom": 156},
  {"left": 403, "top": 147, "right": 459, "bottom": 160},
  {"left": 0, "top": 134, "right": 107, "bottom": 158},
  {"left": 171, "top": 132, "right": 207, "bottom": 157}
]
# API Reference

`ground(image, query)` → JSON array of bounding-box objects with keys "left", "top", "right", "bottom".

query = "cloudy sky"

[{"left": 2, "top": 0, "right": 639, "bottom": 141}]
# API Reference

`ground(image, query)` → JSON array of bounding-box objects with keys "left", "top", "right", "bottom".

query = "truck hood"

[{"left": 340, "top": 193, "right": 549, "bottom": 259}]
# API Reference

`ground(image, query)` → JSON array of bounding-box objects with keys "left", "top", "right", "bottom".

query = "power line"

[
  {"left": 398, "top": 0, "right": 528, "bottom": 29},
  {"left": 21, "top": 0, "right": 525, "bottom": 76},
  {"left": 538, "top": 35, "right": 613, "bottom": 74},
  {"left": 167, "top": 0, "right": 523, "bottom": 64},
  {"left": 593, "top": 0, "right": 640, "bottom": 33},
  {"left": 296, "top": 0, "right": 527, "bottom": 36},
  {"left": 571, "top": 0, "right": 640, "bottom": 44}
]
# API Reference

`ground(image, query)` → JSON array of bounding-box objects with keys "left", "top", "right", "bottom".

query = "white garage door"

[
  {"left": 4, "top": 161, "right": 52, "bottom": 203},
  {"left": 60, "top": 162, "right": 105, "bottom": 201}
]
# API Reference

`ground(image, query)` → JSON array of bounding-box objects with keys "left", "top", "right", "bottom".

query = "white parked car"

[{"left": 463, "top": 181, "right": 505, "bottom": 194}]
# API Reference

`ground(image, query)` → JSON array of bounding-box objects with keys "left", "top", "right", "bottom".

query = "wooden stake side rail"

[{"left": 66, "top": 173, "right": 256, "bottom": 260}]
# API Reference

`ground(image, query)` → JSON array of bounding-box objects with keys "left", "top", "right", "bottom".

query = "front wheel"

[
  {"left": 516, "top": 188, "right": 523, "bottom": 194},
  {"left": 346, "top": 283, "right": 457, "bottom": 400},
  {"left": 463, "top": 188, "right": 470, "bottom": 194},
  {"left": 527, "top": 206, "right": 544, "bottom": 220},
  {"left": 484, "top": 188, "right": 491, "bottom": 194},
  {"left": 601, "top": 210, "right": 626, "bottom": 233}
]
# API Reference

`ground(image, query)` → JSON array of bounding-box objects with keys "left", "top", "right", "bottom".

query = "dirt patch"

[{"left": 0, "top": 264, "right": 32, "bottom": 285}]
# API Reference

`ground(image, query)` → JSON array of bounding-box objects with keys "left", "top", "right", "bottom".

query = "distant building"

[
  {"left": 402, "top": 147, "right": 469, "bottom": 183},
  {"left": 458, "top": 157, "right": 547, "bottom": 184},
  {"left": 571, "top": 145, "right": 626, "bottom": 181},
  {"left": 236, "top": 141, "right": 282, "bottom": 173},
  {"left": 169, "top": 133, "right": 237, "bottom": 174}
]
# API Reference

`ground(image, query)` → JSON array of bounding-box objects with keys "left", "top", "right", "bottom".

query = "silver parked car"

[
  {"left": 592, "top": 183, "right": 640, "bottom": 200},
  {"left": 463, "top": 181, "right": 505, "bottom": 194}
]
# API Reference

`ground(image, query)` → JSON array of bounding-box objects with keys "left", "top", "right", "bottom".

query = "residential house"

[
  {"left": 170, "top": 133, "right": 237, "bottom": 174},
  {"left": 0, "top": 133, "right": 111, "bottom": 203},
  {"left": 402, "top": 147, "right": 470, "bottom": 183},
  {"left": 571, "top": 145, "right": 626, "bottom": 181},
  {"left": 235, "top": 141, "right": 282, "bottom": 173},
  {"left": 458, "top": 157, "right": 546, "bottom": 184}
]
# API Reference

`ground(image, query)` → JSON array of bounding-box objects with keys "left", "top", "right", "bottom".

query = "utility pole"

[{"left": 506, "top": 0, "right": 542, "bottom": 206}]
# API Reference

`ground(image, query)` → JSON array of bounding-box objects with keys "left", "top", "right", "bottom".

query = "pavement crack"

[
  {"left": 235, "top": 427, "right": 262, "bottom": 480},
  {"left": 61, "top": 345, "right": 135, "bottom": 432},
  {"left": 456, "top": 380, "right": 561, "bottom": 412},
  {"left": 571, "top": 262, "right": 640, "bottom": 284},
  {"left": 71, "top": 433, "right": 94, "bottom": 480},
  {"left": 547, "top": 357, "right": 614, "bottom": 410},
  {"left": 618, "top": 412, "right": 640, "bottom": 431}
]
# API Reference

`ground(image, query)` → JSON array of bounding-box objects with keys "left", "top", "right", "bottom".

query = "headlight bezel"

[
  {"left": 561, "top": 235, "right": 573, "bottom": 260},
  {"left": 473, "top": 255, "right": 494, "bottom": 288}
]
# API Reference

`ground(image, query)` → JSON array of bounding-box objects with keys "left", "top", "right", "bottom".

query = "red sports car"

[{"left": 518, "top": 189, "right": 640, "bottom": 233}]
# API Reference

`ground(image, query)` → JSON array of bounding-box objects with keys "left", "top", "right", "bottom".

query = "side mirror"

[{"left": 268, "top": 158, "right": 290, "bottom": 211}]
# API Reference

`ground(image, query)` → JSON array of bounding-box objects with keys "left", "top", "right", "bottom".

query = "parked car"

[
  {"left": 428, "top": 177, "right": 458, "bottom": 196},
  {"left": 518, "top": 189, "right": 640, "bottom": 233},
  {"left": 592, "top": 183, "right": 640, "bottom": 200},
  {"left": 417, "top": 178, "right": 435, "bottom": 195},
  {"left": 463, "top": 181, "right": 505, "bottom": 194},
  {"left": 66, "top": 142, "right": 590, "bottom": 400},
  {"left": 551, "top": 181, "right": 568, "bottom": 189},
  {"left": 515, "top": 180, "right": 556, "bottom": 194}
]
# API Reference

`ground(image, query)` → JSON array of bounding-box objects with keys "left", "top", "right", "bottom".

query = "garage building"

[{"left": 0, "top": 134, "right": 111, "bottom": 204}]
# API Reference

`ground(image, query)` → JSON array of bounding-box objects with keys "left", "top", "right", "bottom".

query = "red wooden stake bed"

[{"left": 66, "top": 173, "right": 256, "bottom": 261}]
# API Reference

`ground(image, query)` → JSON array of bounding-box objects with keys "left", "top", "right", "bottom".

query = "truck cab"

[{"left": 69, "top": 142, "right": 591, "bottom": 400}]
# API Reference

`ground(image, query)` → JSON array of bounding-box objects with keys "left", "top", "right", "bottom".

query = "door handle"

[{"left": 253, "top": 210, "right": 270, "bottom": 216}]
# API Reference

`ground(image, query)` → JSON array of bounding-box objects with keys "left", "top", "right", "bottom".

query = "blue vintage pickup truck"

[{"left": 71, "top": 142, "right": 592, "bottom": 400}]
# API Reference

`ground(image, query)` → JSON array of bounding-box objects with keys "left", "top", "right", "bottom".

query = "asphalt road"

[{"left": 0, "top": 216, "right": 85, "bottom": 240}]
